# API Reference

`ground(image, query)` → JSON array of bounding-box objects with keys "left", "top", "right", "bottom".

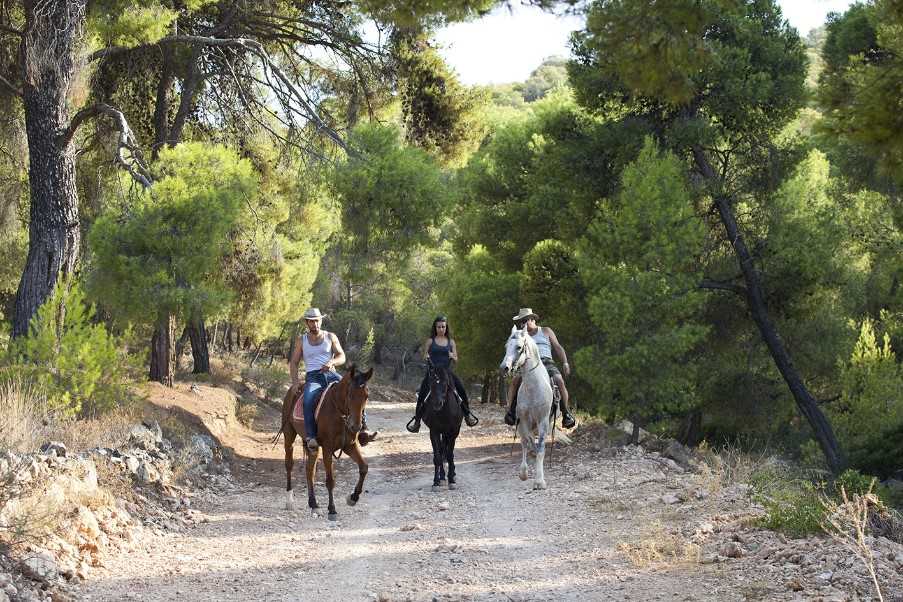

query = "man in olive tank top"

[{"left": 503, "top": 308, "right": 576, "bottom": 429}]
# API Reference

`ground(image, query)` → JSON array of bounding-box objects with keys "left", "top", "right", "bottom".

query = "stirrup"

[
  {"left": 464, "top": 413, "right": 479, "bottom": 427},
  {"left": 406, "top": 416, "right": 421, "bottom": 433},
  {"left": 306, "top": 438, "right": 319, "bottom": 451}
]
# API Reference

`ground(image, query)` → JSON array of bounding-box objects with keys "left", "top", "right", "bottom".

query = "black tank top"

[{"left": 429, "top": 338, "right": 451, "bottom": 369}]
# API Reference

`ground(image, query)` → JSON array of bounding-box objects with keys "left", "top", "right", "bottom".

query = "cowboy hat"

[
  {"left": 511, "top": 308, "right": 539, "bottom": 322},
  {"left": 302, "top": 307, "right": 327, "bottom": 321}
]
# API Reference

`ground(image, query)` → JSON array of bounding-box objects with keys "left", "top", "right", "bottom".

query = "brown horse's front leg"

[
  {"left": 306, "top": 446, "right": 320, "bottom": 511},
  {"left": 284, "top": 424, "right": 297, "bottom": 509},
  {"left": 323, "top": 452, "right": 337, "bottom": 520},
  {"left": 345, "top": 444, "right": 368, "bottom": 507}
]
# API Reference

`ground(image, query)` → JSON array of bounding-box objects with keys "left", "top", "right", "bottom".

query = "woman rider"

[{"left": 406, "top": 315, "right": 478, "bottom": 433}]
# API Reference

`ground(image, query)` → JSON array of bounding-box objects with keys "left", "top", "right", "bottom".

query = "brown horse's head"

[{"left": 341, "top": 364, "right": 373, "bottom": 433}]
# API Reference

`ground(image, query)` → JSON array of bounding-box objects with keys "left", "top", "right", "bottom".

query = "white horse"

[{"left": 500, "top": 325, "right": 553, "bottom": 489}]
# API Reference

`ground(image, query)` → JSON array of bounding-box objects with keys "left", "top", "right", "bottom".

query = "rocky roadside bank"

[{"left": 0, "top": 421, "right": 235, "bottom": 602}]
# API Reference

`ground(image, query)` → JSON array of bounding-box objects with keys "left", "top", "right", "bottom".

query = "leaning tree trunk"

[
  {"left": 187, "top": 316, "right": 210, "bottom": 374},
  {"left": 12, "top": 0, "right": 87, "bottom": 338},
  {"left": 694, "top": 147, "right": 846, "bottom": 474},
  {"left": 174, "top": 327, "right": 190, "bottom": 372},
  {"left": 149, "top": 313, "right": 174, "bottom": 386}
]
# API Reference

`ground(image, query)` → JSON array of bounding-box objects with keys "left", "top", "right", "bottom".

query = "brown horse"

[{"left": 278, "top": 365, "right": 374, "bottom": 520}]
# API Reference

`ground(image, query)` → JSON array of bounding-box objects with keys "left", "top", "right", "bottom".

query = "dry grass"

[
  {"left": 821, "top": 484, "right": 903, "bottom": 602},
  {"left": 616, "top": 522, "right": 701, "bottom": 568},
  {"left": 694, "top": 441, "right": 778, "bottom": 495},
  {"left": 0, "top": 377, "right": 51, "bottom": 453},
  {"left": 235, "top": 398, "right": 259, "bottom": 429}
]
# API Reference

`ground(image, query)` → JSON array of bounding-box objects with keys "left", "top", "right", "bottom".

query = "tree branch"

[
  {"left": 61, "top": 104, "right": 152, "bottom": 188},
  {"left": 91, "top": 35, "right": 353, "bottom": 154},
  {"left": 699, "top": 278, "right": 746, "bottom": 296}
]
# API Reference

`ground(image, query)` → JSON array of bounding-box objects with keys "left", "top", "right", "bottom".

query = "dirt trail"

[{"left": 75, "top": 385, "right": 884, "bottom": 601}]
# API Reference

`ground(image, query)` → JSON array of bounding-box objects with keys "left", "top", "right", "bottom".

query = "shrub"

[
  {"left": 241, "top": 363, "right": 289, "bottom": 402},
  {"left": 751, "top": 465, "right": 894, "bottom": 537},
  {"left": 828, "top": 317, "right": 903, "bottom": 478},
  {"left": 2, "top": 280, "right": 137, "bottom": 417}
]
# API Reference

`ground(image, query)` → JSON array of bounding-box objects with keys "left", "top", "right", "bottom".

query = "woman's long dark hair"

[{"left": 430, "top": 315, "right": 452, "bottom": 339}]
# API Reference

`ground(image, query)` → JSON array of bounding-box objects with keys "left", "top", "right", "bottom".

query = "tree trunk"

[
  {"left": 174, "top": 326, "right": 190, "bottom": 371},
  {"left": 678, "top": 409, "right": 703, "bottom": 447},
  {"left": 225, "top": 323, "right": 233, "bottom": 352},
  {"left": 149, "top": 312, "right": 174, "bottom": 386},
  {"left": 693, "top": 147, "right": 846, "bottom": 474},
  {"left": 187, "top": 317, "right": 210, "bottom": 374},
  {"left": 211, "top": 321, "right": 220, "bottom": 353},
  {"left": 12, "top": 0, "right": 87, "bottom": 338}
]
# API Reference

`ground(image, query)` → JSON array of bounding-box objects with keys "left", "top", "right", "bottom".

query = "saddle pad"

[{"left": 291, "top": 381, "right": 338, "bottom": 423}]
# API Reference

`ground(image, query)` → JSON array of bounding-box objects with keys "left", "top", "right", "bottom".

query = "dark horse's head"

[
  {"left": 427, "top": 363, "right": 455, "bottom": 412},
  {"left": 338, "top": 364, "right": 373, "bottom": 433}
]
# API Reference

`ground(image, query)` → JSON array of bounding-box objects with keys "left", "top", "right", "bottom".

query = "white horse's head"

[{"left": 500, "top": 325, "right": 531, "bottom": 376}]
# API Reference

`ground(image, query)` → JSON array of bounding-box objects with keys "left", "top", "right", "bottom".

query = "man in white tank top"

[
  {"left": 503, "top": 308, "right": 576, "bottom": 429},
  {"left": 289, "top": 308, "right": 354, "bottom": 451}
]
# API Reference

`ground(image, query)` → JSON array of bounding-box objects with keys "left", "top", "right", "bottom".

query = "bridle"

[
  {"left": 510, "top": 335, "right": 541, "bottom": 376},
  {"left": 428, "top": 363, "right": 451, "bottom": 411},
  {"left": 327, "top": 379, "right": 365, "bottom": 459}
]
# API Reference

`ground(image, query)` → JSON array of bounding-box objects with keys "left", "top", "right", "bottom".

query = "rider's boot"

[
  {"left": 560, "top": 398, "right": 576, "bottom": 429},
  {"left": 359, "top": 414, "right": 378, "bottom": 446},
  {"left": 503, "top": 392, "right": 517, "bottom": 426},
  {"left": 306, "top": 437, "right": 319, "bottom": 452},
  {"left": 406, "top": 397, "right": 425, "bottom": 433},
  {"left": 462, "top": 399, "right": 479, "bottom": 427}
]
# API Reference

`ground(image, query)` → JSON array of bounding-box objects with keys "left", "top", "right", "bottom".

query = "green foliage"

[
  {"left": 751, "top": 465, "right": 892, "bottom": 536},
  {"left": 89, "top": 1, "right": 215, "bottom": 47},
  {"left": 240, "top": 363, "right": 289, "bottom": 403},
  {"left": 575, "top": 138, "right": 709, "bottom": 419},
  {"left": 2, "top": 281, "right": 135, "bottom": 417},
  {"left": 571, "top": 0, "right": 807, "bottom": 141},
  {"left": 221, "top": 137, "right": 337, "bottom": 342},
  {"left": 829, "top": 317, "right": 903, "bottom": 476},
  {"left": 817, "top": 0, "right": 903, "bottom": 184},
  {"left": 333, "top": 123, "right": 450, "bottom": 282},
  {"left": 439, "top": 246, "right": 519, "bottom": 377},
  {"left": 89, "top": 143, "right": 257, "bottom": 325},
  {"left": 393, "top": 31, "right": 488, "bottom": 166}
]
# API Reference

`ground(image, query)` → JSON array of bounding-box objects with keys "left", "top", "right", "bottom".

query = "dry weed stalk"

[
  {"left": 820, "top": 484, "right": 884, "bottom": 602},
  {"left": 617, "top": 523, "right": 701, "bottom": 568}
]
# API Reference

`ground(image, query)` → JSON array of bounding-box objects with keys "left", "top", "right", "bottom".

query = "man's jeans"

[{"left": 303, "top": 370, "right": 341, "bottom": 440}]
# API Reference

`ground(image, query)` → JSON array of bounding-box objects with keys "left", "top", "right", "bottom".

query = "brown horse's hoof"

[{"left": 346, "top": 494, "right": 358, "bottom": 506}]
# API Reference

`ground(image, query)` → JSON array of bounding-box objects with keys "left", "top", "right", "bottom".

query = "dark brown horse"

[{"left": 277, "top": 365, "right": 374, "bottom": 520}]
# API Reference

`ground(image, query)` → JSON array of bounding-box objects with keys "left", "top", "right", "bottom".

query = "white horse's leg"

[
  {"left": 534, "top": 416, "right": 548, "bottom": 490},
  {"left": 285, "top": 489, "right": 295, "bottom": 510},
  {"left": 518, "top": 420, "right": 530, "bottom": 481}
]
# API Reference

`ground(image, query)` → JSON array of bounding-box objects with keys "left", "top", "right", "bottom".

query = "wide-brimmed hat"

[
  {"left": 302, "top": 307, "right": 327, "bottom": 321},
  {"left": 512, "top": 308, "right": 539, "bottom": 322}
]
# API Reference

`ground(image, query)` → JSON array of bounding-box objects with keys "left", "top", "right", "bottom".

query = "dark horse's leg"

[
  {"left": 446, "top": 432, "right": 458, "bottom": 489},
  {"left": 284, "top": 423, "right": 297, "bottom": 509},
  {"left": 344, "top": 444, "right": 368, "bottom": 507},
  {"left": 323, "top": 451, "right": 338, "bottom": 520},
  {"left": 430, "top": 430, "right": 444, "bottom": 491},
  {"left": 305, "top": 446, "right": 320, "bottom": 510}
]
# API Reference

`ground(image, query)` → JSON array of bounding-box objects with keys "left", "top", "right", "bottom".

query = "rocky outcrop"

[{"left": 0, "top": 421, "right": 234, "bottom": 601}]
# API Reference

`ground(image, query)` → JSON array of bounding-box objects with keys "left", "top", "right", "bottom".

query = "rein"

[{"left": 327, "top": 382, "right": 356, "bottom": 460}]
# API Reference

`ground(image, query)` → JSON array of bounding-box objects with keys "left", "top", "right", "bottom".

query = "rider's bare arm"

[
  {"left": 449, "top": 339, "right": 459, "bottom": 362},
  {"left": 420, "top": 338, "right": 432, "bottom": 361},
  {"left": 545, "top": 327, "right": 571, "bottom": 376},
  {"left": 289, "top": 335, "right": 303, "bottom": 385},
  {"left": 325, "top": 333, "right": 346, "bottom": 371}
]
